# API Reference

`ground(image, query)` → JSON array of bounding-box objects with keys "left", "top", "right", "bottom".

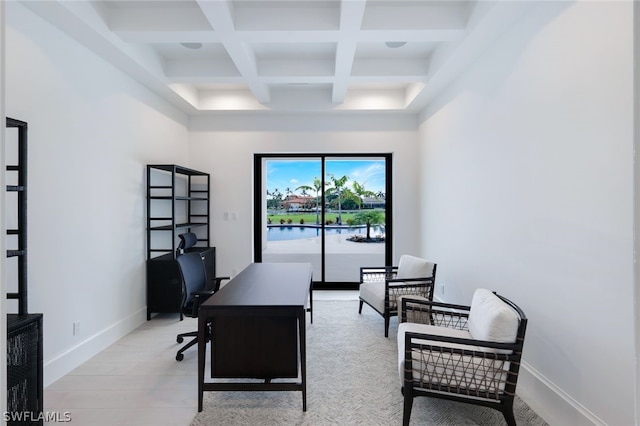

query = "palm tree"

[
  {"left": 326, "top": 174, "right": 349, "bottom": 224},
  {"left": 296, "top": 177, "right": 323, "bottom": 224},
  {"left": 353, "top": 210, "right": 385, "bottom": 240},
  {"left": 271, "top": 188, "right": 283, "bottom": 209},
  {"left": 285, "top": 187, "right": 294, "bottom": 199},
  {"left": 352, "top": 181, "right": 377, "bottom": 210}
]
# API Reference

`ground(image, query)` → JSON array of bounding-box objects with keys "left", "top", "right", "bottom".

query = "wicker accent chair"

[
  {"left": 359, "top": 255, "right": 436, "bottom": 337},
  {"left": 397, "top": 289, "right": 527, "bottom": 426}
]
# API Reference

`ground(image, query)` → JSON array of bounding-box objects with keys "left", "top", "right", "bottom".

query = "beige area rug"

[{"left": 191, "top": 300, "right": 547, "bottom": 426}]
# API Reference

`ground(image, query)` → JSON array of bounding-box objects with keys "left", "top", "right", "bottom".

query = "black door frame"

[{"left": 253, "top": 153, "right": 392, "bottom": 289}]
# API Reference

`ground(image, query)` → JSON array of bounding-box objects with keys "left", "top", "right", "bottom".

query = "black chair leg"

[
  {"left": 176, "top": 331, "right": 197, "bottom": 343},
  {"left": 358, "top": 300, "right": 364, "bottom": 314},
  {"left": 176, "top": 336, "right": 198, "bottom": 361},
  {"left": 384, "top": 315, "right": 390, "bottom": 337},
  {"left": 502, "top": 401, "right": 517, "bottom": 426},
  {"left": 402, "top": 389, "right": 413, "bottom": 426},
  {"left": 176, "top": 323, "right": 211, "bottom": 361}
]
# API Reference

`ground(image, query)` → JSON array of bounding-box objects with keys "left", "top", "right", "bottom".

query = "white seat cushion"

[
  {"left": 359, "top": 280, "right": 385, "bottom": 313},
  {"left": 397, "top": 322, "right": 511, "bottom": 394},
  {"left": 396, "top": 255, "right": 434, "bottom": 279},
  {"left": 467, "top": 289, "right": 519, "bottom": 343}
]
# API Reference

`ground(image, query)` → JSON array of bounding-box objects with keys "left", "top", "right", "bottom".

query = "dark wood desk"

[{"left": 197, "top": 262, "right": 313, "bottom": 412}]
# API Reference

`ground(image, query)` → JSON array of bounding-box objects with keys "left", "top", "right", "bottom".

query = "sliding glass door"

[{"left": 254, "top": 154, "right": 391, "bottom": 288}]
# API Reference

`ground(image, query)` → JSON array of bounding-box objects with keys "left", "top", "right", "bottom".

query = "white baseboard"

[
  {"left": 518, "top": 361, "right": 606, "bottom": 426},
  {"left": 43, "top": 307, "right": 147, "bottom": 388}
]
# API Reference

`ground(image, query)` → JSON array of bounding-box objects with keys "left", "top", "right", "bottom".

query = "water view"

[
  {"left": 260, "top": 157, "right": 388, "bottom": 282},
  {"left": 267, "top": 225, "right": 384, "bottom": 242}
]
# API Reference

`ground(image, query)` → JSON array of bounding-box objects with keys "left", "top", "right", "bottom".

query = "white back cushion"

[
  {"left": 467, "top": 289, "right": 519, "bottom": 343},
  {"left": 396, "top": 255, "right": 434, "bottom": 279}
]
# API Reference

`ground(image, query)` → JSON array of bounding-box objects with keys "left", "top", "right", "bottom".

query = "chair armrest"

[
  {"left": 190, "top": 290, "right": 215, "bottom": 316},
  {"left": 193, "top": 290, "right": 214, "bottom": 297},
  {"left": 360, "top": 266, "right": 398, "bottom": 283},
  {"left": 400, "top": 296, "right": 470, "bottom": 329},
  {"left": 387, "top": 276, "right": 434, "bottom": 285},
  {"left": 208, "top": 276, "right": 231, "bottom": 292},
  {"left": 403, "top": 330, "right": 519, "bottom": 355}
]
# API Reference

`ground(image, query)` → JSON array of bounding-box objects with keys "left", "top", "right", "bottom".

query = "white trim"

[
  {"left": 43, "top": 307, "right": 147, "bottom": 387},
  {"left": 518, "top": 361, "right": 607, "bottom": 426}
]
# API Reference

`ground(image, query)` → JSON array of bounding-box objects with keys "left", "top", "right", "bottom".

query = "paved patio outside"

[{"left": 262, "top": 232, "right": 384, "bottom": 282}]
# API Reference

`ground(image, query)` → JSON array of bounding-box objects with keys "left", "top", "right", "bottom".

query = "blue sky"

[{"left": 266, "top": 159, "right": 386, "bottom": 196}]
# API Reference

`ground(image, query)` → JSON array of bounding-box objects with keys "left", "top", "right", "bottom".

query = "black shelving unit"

[
  {"left": 146, "top": 165, "right": 213, "bottom": 320},
  {"left": 146, "top": 164, "right": 210, "bottom": 258},
  {"left": 6, "top": 117, "right": 28, "bottom": 314},
  {"left": 6, "top": 117, "right": 43, "bottom": 425}
]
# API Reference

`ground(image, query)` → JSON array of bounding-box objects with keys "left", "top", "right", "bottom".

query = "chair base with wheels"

[{"left": 176, "top": 321, "right": 211, "bottom": 361}]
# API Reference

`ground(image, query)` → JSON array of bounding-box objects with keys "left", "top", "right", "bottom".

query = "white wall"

[
  {"left": 188, "top": 114, "right": 421, "bottom": 277},
  {"left": 418, "top": 2, "right": 634, "bottom": 425},
  {"left": 5, "top": 3, "right": 189, "bottom": 386}
]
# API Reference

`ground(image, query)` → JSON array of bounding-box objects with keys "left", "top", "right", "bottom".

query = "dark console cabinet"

[
  {"left": 7, "top": 314, "right": 43, "bottom": 426},
  {"left": 146, "top": 247, "right": 216, "bottom": 320}
]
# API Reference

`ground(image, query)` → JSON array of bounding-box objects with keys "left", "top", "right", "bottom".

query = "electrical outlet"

[
  {"left": 439, "top": 282, "right": 445, "bottom": 294},
  {"left": 73, "top": 321, "right": 81, "bottom": 336}
]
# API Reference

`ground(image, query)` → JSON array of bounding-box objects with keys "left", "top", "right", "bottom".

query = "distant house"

[
  {"left": 284, "top": 195, "right": 315, "bottom": 211},
  {"left": 362, "top": 196, "right": 385, "bottom": 209}
]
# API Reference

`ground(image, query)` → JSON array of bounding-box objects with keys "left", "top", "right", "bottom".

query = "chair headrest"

[
  {"left": 178, "top": 232, "right": 198, "bottom": 250},
  {"left": 397, "top": 255, "right": 435, "bottom": 279}
]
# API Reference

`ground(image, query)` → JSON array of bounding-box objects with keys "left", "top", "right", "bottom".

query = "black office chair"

[{"left": 175, "top": 251, "right": 225, "bottom": 361}]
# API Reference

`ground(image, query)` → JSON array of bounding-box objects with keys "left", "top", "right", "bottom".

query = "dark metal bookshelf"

[
  {"left": 146, "top": 165, "right": 212, "bottom": 319},
  {"left": 6, "top": 117, "right": 43, "bottom": 425}
]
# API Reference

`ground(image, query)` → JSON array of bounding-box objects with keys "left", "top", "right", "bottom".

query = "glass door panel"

[
  {"left": 254, "top": 154, "right": 391, "bottom": 287},
  {"left": 324, "top": 157, "right": 387, "bottom": 282},
  {"left": 259, "top": 158, "right": 324, "bottom": 282}
]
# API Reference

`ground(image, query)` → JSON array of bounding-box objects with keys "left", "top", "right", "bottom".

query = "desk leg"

[
  {"left": 197, "top": 314, "right": 207, "bottom": 412},
  {"left": 309, "top": 282, "right": 313, "bottom": 324},
  {"left": 299, "top": 308, "right": 307, "bottom": 411}
]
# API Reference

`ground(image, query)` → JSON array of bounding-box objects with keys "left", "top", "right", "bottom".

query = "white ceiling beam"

[
  {"left": 113, "top": 29, "right": 465, "bottom": 44},
  {"left": 332, "top": 0, "right": 367, "bottom": 103},
  {"left": 196, "top": 0, "right": 271, "bottom": 104}
]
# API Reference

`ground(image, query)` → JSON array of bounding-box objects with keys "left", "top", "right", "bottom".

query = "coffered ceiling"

[{"left": 22, "top": 0, "right": 535, "bottom": 115}]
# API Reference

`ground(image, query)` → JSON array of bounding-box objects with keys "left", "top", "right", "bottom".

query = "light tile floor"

[{"left": 44, "top": 291, "right": 358, "bottom": 426}]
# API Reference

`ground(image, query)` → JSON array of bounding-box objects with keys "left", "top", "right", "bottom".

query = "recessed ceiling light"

[
  {"left": 180, "top": 42, "right": 202, "bottom": 50},
  {"left": 385, "top": 41, "right": 407, "bottom": 48}
]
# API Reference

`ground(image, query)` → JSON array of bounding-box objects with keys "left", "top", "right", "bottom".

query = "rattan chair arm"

[
  {"left": 404, "top": 331, "right": 520, "bottom": 355},
  {"left": 400, "top": 296, "right": 470, "bottom": 327},
  {"left": 387, "top": 276, "right": 434, "bottom": 285},
  {"left": 401, "top": 296, "right": 470, "bottom": 312},
  {"left": 360, "top": 266, "right": 398, "bottom": 283},
  {"left": 360, "top": 266, "right": 397, "bottom": 272}
]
